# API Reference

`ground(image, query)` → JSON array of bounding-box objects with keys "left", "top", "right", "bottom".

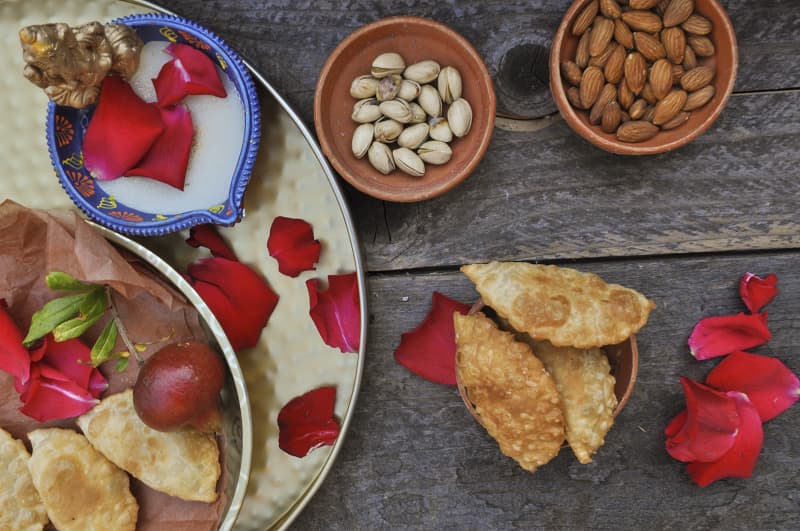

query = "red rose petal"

[
  {"left": 124, "top": 104, "right": 193, "bottom": 190},
  {"left": 153, "top": 43, "right": 227, "bottom": 107},
  {"left": 705, "top": 351, "right": 800, "bottom": 422},
  {"left": 267, "top": 216, "right": 322, "bottom": 278},
  {"left": 40, "top": 335, "right": 107, "bottom": 397},
  {"left": 688, "top": 312, "right": 771, "bottom": 360},
  {"left": 0, "top": 304, "right": 30, "bottom": 385},
  {"left": 739, "top": 273, "right": 779, "bottom": 313},
  {"left": 18, "top": 367, "right": 98, "bottom": 422},
  {"left": 277, "top": 386, "right": 340, "bottom": 458},
  {"left": 665, "top": 378, "right": 740, "bottom": 463},
  {"left": 306, "top": 274, "right": 360, "bottom": 354},
  {"left": 84, "top": 76, "right": 164, "bottom": 181},
  {"left": 187, "top": 257, "right": 278, "bottom": 351},
  {"left": 186, "top": 224, "right": 238, "bottom": 261},
  {"left": 393, "top": 292, "right": 471, "bottom": 386},
  {"left": 686, "top": 391, "right": 764, "bottom": 487}
]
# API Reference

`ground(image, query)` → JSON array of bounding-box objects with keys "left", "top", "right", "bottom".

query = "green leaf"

[
  {"left": 46, "top": 271, "right": 96, "bottom": 292},
  {"left": 90, "top": 319, "right": 118, "bottom": 366},
  {"left": 115, "top": 357, "right": 130, "bottom": 372},
  {"left": 52, "top": 289, "right": 107, "bottom": 342},
  {"left": 23, "top": 293, "right": 88, "bottom": 346}
]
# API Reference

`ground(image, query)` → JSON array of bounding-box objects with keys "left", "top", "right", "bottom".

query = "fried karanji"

[
  {"left": 27, "top": 428, "right": 138, "bottom": 531},
  {"left": 77, "top": 389, "right": 221, "bottom": 503},
  {"left": 0, "top": 428, "right": 48, "bottom": 531}
]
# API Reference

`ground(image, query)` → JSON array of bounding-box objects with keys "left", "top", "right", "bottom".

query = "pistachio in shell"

[
  {"left": 428, "top": 117, "right": 453, "bottom": 143},
  {"left": 374, "top": 117, "right": 404, "bottom": 143},
  {"left": 351, "top": 123, "right": 374, "bottom": 159},
  {"left": 397, "top": 79, "right": 421, "bottom": 101},
  {"left": 350, "top": 75, "right": 379, "bottom": 99},
  {"left": 418, "top": 140, "right": 452, "bottom": 165},
  {"left": 368, "top": 141, "right": 395, "bottom": 174},
  {"left": 437, "top": 66, "right": 462, "bottom": 104},
  {"left": 379, "top": 98, "right": 414, "bottom": 123},
  {"left": 418, "top": 84, "right": 442, "bottom": 118},
  {"left": 409, "top": 102, "right": 427, "bottom": 123},
  {"left": 397, "top": 122, "right": 429, "bottom": 150},
  {"left": 351, "top": 98, "right": 381, "bottom": 123},
  {"left": 376, "top": 74, "right": 402, "bottom": 101},
  {"left": 393, "top": 147, "right": 426, "bottom": 177},
  {"left": 447, "top": 97, "right": 472, "bottom": 137},
  {"left": 403, "top": 59, "right": 441, "bottom": 83},
  {"left": 371, "top": 52, "right": 405, "bottom": 78}
]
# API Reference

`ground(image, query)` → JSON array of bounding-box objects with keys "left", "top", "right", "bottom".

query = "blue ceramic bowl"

[{"left": 47, "top": 14, "right": 261, "bottom": 236}]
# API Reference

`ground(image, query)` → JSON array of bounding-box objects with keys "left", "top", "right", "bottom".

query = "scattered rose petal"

[
  {"left": 686, "top": 391, "right": 764, "bottom": 487},
  {"left": 84, "top": 76, "right": 164, "bottom": 181},
  {"left": 706, "top": 351, "right": 800, "bottom": 422},
  {"left": 278, "top": 386, "right": 340, "bottom": 457},
  {"left": 38, "top": 335, "right": 107, "bottom": 399},
  {"left": 0, "top": 304, "right": 31, "bottom": 385},
  {"left": 665, "top": 378, "right": 740, "bottom": 463},
  {"left": 393, "top": 292, "right": 470, "bottom": 385},
  {"left": 739, "top": 273, "right": 778, "bottom": 313},
  {"left": 153, "top": 43, "right": 227, "bottom": 107},
  {"left": 18, "top": 364, "right": 99, "bottom": 422},
  {"left": 124, "top": 104, "right": 193, "bottom": 190},
  {"left": 186, "top": 224, "right": 238, "bottom": 261},
  {"left": 267, "top": 216, "right": 322, "bottom": 278},
  {"left": 186, "top": 257, "right": 278, "bottom": 351},
  {"left": 688, "top": 312, "right": 771, "bottom": 360},
  {"left": 306, "top": 273, "right": 360, "bottom": 353}
]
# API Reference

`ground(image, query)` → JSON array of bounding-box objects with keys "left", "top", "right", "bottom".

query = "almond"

[
  {"left": 688, "top": 35, "right": 715, "bottom": 57},
  {"left": 561, "top": 61, "right": 583, "bottom": 86},
  {"left": 650, "top": 58, "right": 673, "bottom": 100},
  {"left": 641, "top": 82, "right": 658, "bottom": 104},
  {"left": 580, "top": 66, "right": 606, "bottom": 108},
  {"left": 590, "top": 17, "right": 616, "bottom": 57},
  {"left": 663, "top": 0, "right": 694, "bottom": 28},
  {"left": 642, "top": 105, "right": 656, "bottom": 122},
  {"left": 682, "top": 14, "right": 712, "bottom": 35},
  {"left": 656, "top": 0, "right": 671, "bottom": 14},
  {"left": 680, "top": 66, "right": 714, "bottom": 92},
  {"left": 618, "top": 79, "right": 634, "bottom": 109},
  {"left": 661, "top": 111, "right": 690, "bottom": 130},
  {"left": 682, "top": 45, "right": 697, "bottom": 70},
  {"left": 661, "top": 27, "right": 686, "bottom": 64},
  {"left": 567, "top": 86, "right": 585, "bottom": 109},
  {"left": 629, "top": 0, "right": 660, "bottom": 8},
  {"left": 622, "top": 10, "right": 663, "bottom": 33},
  {"left": 601, "top": 101, "right": 622, "bottom": 133},
  {"left": 620, "top": 111, "right": 631, "bottom": 122},
  {"left": 683, "top": 85, "right": 715, "bottom": 111},
  {"left": 589, "top": 42, "right": 616, "bottom": 67},
  {"left": 624, "top": 51, "right": 647, "bottom": 94},
  {"left": 629, "top": 98, "right": 648, "bottom": 119},
  {"left": 600, "top": 0, "right": 622, "bottom": 19},
  {"left": 613, "top": 18, "right": 635, "bottom": 49},
  {"left": 604, "top": 44, "right": 626, "bottom": 84},
  {"left": 576, "top": 29, "right": 592, "bottom": 68},
  {"left": 589, "top": 83, "right": 618, "bottom": 124},
  {"left": 617, "top": 120, "right": 659, "bottom": 142},
  {"left": 572, "top": 0, "right": 599, "bottom": 36},
  {"left": 672, "top": 64, "right": 685, "bottom": 84},
  {"left": 653, "top": 89, "right": 688, "bottom": 125},
  {"left": 634, "top": 32, "right": 667, "bottom": 61}
]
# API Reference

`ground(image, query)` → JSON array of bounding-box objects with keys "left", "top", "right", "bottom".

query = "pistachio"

[
  {"left": 367, "top": 141, "right": 395, "bottom": 174},
  {"left": 376, "top": 74, "right": 402, "bottom": 101},
  {"left": 351, "top": 123, "right": 373, "bottom": 159},
  {"left": 409, "top": 102, "right": 427, "bottom": 123},
  {"left": 403, "top": 59, "right": 441, "bottom": 83},
  {"left": 351, "top": 98, "right": 382, "bottom": 123},
  {"left": 397, "top": 79, "right": 421, "bottom": 101},
  {"left": 392, "top": 147, "right": 426, "bottom": 177},
  {"left": 350, "top": 75, "right": 379, "bottom": 99},
  {"left": 437, "top": 66, "right": 462, "bottom": 104},
  {"left": 378, "top": 98, "right": 414, "bottom": 123},
  {"left": 418, "top": 85, "right": 442, "bottom": 118},
  {"left": 397, "top": 123, "right": 429, "bottom": 150},
  {"left": 417, "top": 140, "right": 452, "bottom": 165},
  {"left": 447, "top": 97, "right": 472, "bottom": 137},
  {"left": 371, "top": 52, "right": 405, "bottom": 78},
  {"left": 428, "top": 117, "right": 453, "bottom": 143},
  {"left": 373, "top": 117, "right": 404, "bottom": 143}
]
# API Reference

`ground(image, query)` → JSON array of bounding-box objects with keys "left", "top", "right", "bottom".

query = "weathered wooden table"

[{"left": 161, "top": 1, "right": 799, "bottom": 528}]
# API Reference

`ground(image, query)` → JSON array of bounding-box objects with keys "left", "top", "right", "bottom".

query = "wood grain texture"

[{"left": 293, "top": 253, "right": 800, "bottom": 530}]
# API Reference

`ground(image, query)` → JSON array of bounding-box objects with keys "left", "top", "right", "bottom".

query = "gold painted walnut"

[{"left": 19, "top": 21, "right": 143, "bottom": 108}]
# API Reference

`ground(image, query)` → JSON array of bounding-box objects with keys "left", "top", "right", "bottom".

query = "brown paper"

[{"left": 0, "top": 200, "right": 225, "bottom": 531}]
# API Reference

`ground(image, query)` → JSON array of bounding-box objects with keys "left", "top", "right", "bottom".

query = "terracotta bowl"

[
  {"left": 549, "top": 0, "right": 737, "bottom": 155},
  {"left": 314, "top": 16, "right": 496, "bottom": 202}
]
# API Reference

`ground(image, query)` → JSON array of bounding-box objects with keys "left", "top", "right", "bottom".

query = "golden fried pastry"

[
  {"left": 0, "top": 428, "right": 48, "bottom": 531},
  {"left": 462, "top": 262, "right": 655, "bottom": 348},
  {"left": 454, "top": 312, "right": 565, "bottom": 472},
  {"left": 531, "top": 340, "right": 617, "bottom": 464},
  {"left": 77, "top": 389, "right": 220, "bottom": 503},
  {"left": 27, "top": 428, "right": 138, "bottom": 531}
]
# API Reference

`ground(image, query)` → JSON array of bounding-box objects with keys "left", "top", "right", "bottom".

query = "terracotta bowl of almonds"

[
  {"left": 315, "top": 16, "right": 496, "bottom": 202},
  {"left": 550, "top": 0, "right": 737, "bottom": 155}
]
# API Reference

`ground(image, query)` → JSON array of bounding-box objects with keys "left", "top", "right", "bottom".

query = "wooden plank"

[
  {"left": 293, "top": 252, "right": 800, "bottom": 529},
  {"left": 159, "top": 0, "right": 800, "bottom": 122},
  {"left": 353, "top": 90, "right": 800, "bottom": 271}
]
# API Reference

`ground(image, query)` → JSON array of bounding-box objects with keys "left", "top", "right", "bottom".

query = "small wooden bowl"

[
  {"left": 549, "top": 0, "right": 737, "bottom": 155},
  {"left": 314, "top": 16, "right": 496, "bottom": 202}
]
